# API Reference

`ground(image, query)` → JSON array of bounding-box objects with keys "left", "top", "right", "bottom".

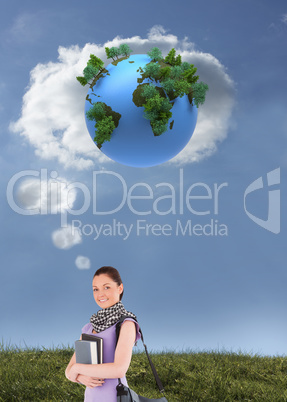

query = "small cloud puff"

[
  {"left": 10, "top": 26, "right": 235, "bottom": 169},
  {"left": 282, "top": 14, "right": 287, "bottom": 24},
  {"left": 52, "top": 225, "right": 82, "bottom": 249},
  {"left": 6, "top": 12, "right": 45, "bottom": 44},
  {"left": 75, "top": 255, "right": 91, "bottom": 270}
]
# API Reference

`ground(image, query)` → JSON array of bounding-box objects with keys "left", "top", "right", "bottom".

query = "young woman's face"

[{"left": 92, "top": 274, "right": 123, "bottom": 309}]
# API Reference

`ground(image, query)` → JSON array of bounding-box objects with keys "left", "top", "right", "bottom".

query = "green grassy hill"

[{"left": 1, "top": 346, "right": 287, "bottom": 401}]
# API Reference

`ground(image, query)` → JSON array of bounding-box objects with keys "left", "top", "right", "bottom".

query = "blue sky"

[{"left": 0, "top": 0, "right": 286, "bottom": 357}]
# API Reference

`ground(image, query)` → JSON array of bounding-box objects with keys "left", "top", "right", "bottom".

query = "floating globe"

[{"left": 85, "top": 54, "right": 198, "bottom": 168}]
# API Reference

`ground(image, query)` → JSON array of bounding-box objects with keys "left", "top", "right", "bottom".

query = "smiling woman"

[
  {"left": 92, "top": 268, "right": 125, "bottom": 308},
  {"left": 65, "top": 266, "right": 141, "bottom": 402}
]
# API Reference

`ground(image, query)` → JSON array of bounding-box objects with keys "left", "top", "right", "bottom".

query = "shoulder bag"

[{"left": 116, "top": 316, "right": 168, "bottom": 402}]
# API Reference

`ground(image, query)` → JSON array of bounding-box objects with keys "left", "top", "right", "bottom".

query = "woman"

[{"left": 65, "top": 266, "right": 141, "bottom": 401}]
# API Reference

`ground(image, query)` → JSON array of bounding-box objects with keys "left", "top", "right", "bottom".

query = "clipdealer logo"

[
  {"left": 6, "top": 169, "right": 229, "bottom": 239},
  {"left": 244, "top": 168, "right": 280, "bottom": 234},
  {"left": 6, "top": 167, "right": 281, "bottom": 239}
]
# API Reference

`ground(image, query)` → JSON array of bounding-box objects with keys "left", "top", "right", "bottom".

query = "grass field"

[{"left": 1, "top": 345, "right": 287, "bottom": 401}]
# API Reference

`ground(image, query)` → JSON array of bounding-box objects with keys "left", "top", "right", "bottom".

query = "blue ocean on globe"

[{"left": 85, "top": 54, "right": 198, "bottom": 167}]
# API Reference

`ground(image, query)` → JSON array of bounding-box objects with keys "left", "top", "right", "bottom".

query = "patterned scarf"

[{"left": 90, "top": 301, "right": 137, "bottom": 333}]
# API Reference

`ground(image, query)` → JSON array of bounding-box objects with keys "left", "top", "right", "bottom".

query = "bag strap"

[{"left": 116, "top": 315, "right": 165, "bottom": 393}]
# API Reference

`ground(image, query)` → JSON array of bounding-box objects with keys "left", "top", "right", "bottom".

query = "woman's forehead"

[{"left": 92, "top": 274, "right": 113, "bottom": 285}]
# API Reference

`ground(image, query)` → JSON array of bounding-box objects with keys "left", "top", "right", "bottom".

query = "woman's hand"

[
  {"left": 68, "top": 363, "right": 105, "bottom": 387},
  {"left": 76, "top": 375, "right": 105, "bottom": 389}
]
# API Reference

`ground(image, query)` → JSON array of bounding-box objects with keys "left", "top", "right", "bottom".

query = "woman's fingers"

[
  {"left": 78, "top": 375, "right": 105, "bottom": 388},
  {"left": 87, "top": 379, "right": 105, "bottom": 388}
]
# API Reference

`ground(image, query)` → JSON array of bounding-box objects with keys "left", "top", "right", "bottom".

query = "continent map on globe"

[{"left": 77, "top": 45, "right": 208, "bottom": 167}]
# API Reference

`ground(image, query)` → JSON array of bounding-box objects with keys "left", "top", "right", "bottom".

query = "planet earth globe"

[{"left": 85, "top": 54, "right": 198, "bottom": 168}]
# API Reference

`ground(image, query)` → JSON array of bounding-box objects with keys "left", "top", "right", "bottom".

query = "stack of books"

[{"left": 75, "top": 334, "right": 103, "bottom": 364}]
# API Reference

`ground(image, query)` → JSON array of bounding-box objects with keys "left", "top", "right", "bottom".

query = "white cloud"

[
  {"left": 52, "top": 225, "right": 82, "bottom": 250},
  {"left": 16, "top": 175, "right": 77, "bottom": 214},
  {"left": 282, "top": 14, "right": 287, "bottom": 24},
  {"left": 10, "top": 26, "right": 235, "bottom": 169},
  {"left": 75, "top": 255, "right": 91, "bottom": 270}
]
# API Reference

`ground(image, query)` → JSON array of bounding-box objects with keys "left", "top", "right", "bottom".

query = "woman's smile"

[{"left": 98, "top": 298, "right": 108, "bottom": 303}]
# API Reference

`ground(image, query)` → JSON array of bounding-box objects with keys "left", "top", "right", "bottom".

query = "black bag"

[
  {"left": 117, "top": 383, "right": 168, "bottom": 402},
  {"left": 116, "top": 316, "right": 168, "bottom": 402}
]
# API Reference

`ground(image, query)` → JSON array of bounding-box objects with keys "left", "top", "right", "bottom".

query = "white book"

[{"left": 81, "top": 333, "right": 103, "bottom": 364}]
